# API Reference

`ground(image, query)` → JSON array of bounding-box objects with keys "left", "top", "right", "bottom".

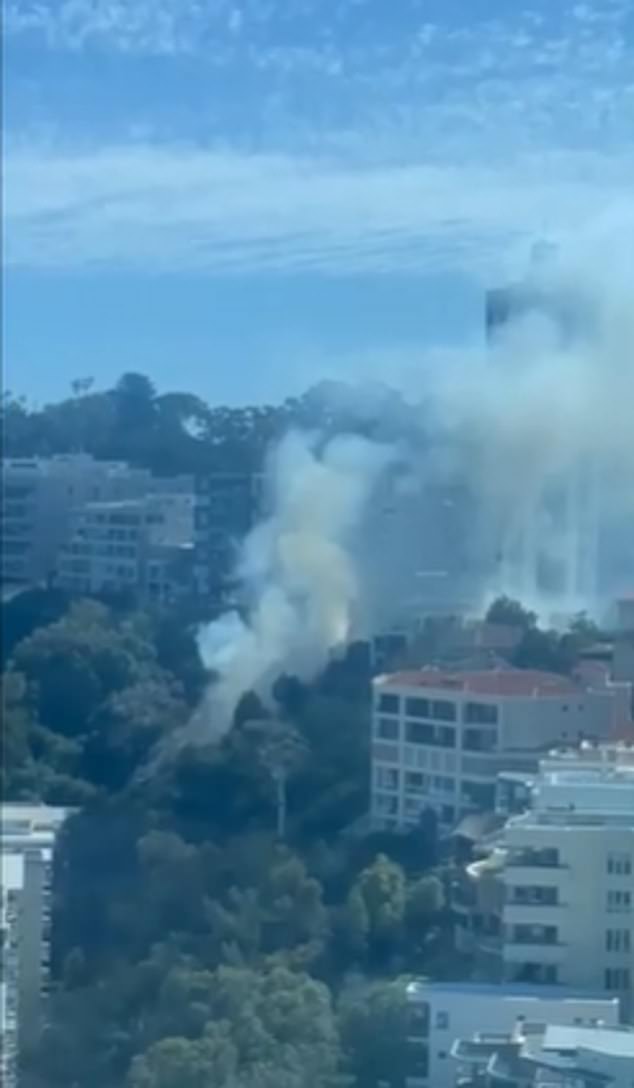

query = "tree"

[
  {"left": 486, "top": 596, "right": 537, "bottom": 630},
  {"left": 348, "top": 854, "right": 406, "bottom": 964},
  {"left": 405, "top": 875, "right": 444, "bottom": 932},
  {"left": 128, "top": 1027, "right": 238, "bottom": 1088},
  {"left": 338, "top": 980, "right": 411, "bottom": 1088}
]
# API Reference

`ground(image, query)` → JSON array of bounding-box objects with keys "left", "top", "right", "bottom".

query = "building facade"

[
  {"left": 0, "top": 853, "right": 23, "bottom": 1088},
  {"left": 1, "top": 454, "right": 193, "bottom": 590},
  {"left": 0, "top": 804, "right": 71, "bottom": 1060},
  {"left": 57, "top": 492, "right": 195, "bottom": 602},
  {"left": 370, "top": 668, "right": 629, "bottom": 833},
  {"left": 404, "top": 979, "right": 620, "bottom": 1088},
  {"left": 455, "top": 754, "right": 634, "bottom": 1017},
  {"left": 193, "top": 473, "right": 263, "bottom": 605}
]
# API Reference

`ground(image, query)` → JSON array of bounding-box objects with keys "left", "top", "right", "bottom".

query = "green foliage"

[
  {"left": 339, "top": 979, "right": 411, "bottom": 1088},
  {"left": 486, "top": 595, "right": 536, "bottom": 629}
]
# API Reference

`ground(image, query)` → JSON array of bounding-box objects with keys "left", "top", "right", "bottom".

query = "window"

[
  {"left": 432, "top": 775, "right": 454, "bottom": 793},
  {"left": 406, "top": 720, "right": 434, "bottom": 745},
  {"left": 431, "top": 699, "right": 456, "bottom": 722},
  {"left": 510, "top": 885, "right": 558, "bottom": 907},
  {"left": 376, "top": 717, "right": 399, "bottom": 740},
  {"left": 375, "top": 766, "right": 399, "bottom": 791},
  {"left": 438, "top": 726, "right": 456, "bottom": 748},
  {"left": 607, "top": 853, "right": 632, "bottom": 876},
  {"left": 605, "top": 968, "right": 631, "bottom": 991},
  {"left": 464, "top": 702, "right": 498, "bottom": 725},
  {"left": 375, "top": 794, "right": 398, "bottom": 816},
  {"left": 405, "top": 771, "right": 427, "bottom": 792},
  {"left": 512, "top": 924, "right": 557, "bottom": 945},
  {"left": 462, "top": 727, "right": 497, "bottom": 751},
  {"left": 606, "top": 929, "right": 631, "bottom": 953},
  {"left": 405, "top": 696, "right": 430, "bottom": 718},
  {"left": 435, "top": 1011, "right": 449, "bottom": 1030},
  {"left": 607, "top": 890, "right": 632, "bottom": 913},
  {"left": 378, "top": 693, "right": 400, "bottom": 714}
]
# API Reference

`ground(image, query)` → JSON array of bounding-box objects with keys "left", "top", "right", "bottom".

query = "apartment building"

[
  {"left": 452, "top": 1021, "right": 634, "bottom": 1088},
  {"left": 0, "top": 804, "right": 71, "bottom": 1055},
  {"left": 1, "top": 454, "right": 193, "bottom": 588},
  {"left": 404, "top": 979, "right": 620, "bottom": 1088},
  {"left": 193, "top": 473, "right": 263, "bottom": 604},
  {"left": 0, "top": 853, "right": 23, "bottom": 1088},
  {"left": 57, "top": 492, "right": 195, "bottom": 602},
  {"left": 455, "top": 754, "right": 634, "bottom": 1017},
  {"left": 370, "top": 667, "right": 629, "bottom": 833}
]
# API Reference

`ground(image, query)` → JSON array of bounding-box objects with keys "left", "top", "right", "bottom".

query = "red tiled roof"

[{"left": 375, "top": 667, "right": 578, "bottom": 698}]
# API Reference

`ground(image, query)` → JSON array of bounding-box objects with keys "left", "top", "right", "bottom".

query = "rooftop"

[
  {"left": 542, "top": 1024, "right": 634, "bottom": 1060},
  {"left": 405, "top": 980, "right": 615, "bottom": 1002},
  {"left": 376, "top": 667, "right": 578, "bottom": 698}
]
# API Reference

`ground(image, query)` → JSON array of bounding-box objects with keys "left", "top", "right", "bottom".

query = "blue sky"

[{"left": 4, "top": 0, "right": 634, "bottom": 406}]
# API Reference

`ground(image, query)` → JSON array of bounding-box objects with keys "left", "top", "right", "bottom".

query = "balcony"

[{"left": 505, "top": 849, "right": 563, "bottom": 870}]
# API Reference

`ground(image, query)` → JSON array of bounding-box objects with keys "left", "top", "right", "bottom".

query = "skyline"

[{"left": 4, "top": 0, "right": 634, "bottom": 406}]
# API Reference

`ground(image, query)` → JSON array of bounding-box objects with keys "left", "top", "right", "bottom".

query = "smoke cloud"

[
  {"left": 194, "top": 430, "right": 394, "bottom": 739},
  {"left": 186, "top": 225, "right": 634, "bottom": 748}
]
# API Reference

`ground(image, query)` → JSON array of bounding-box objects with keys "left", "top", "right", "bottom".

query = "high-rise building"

[
  {"left": 370, "top": 667, "right": 630, "bottom": 833},
  {"left": 0, "top": 804, "right": 72, "bottom": 1060},
  {"left": 484, "top": 263, "right": 601, "bottom": 616}
]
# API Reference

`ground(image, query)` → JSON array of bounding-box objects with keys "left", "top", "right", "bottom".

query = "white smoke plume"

[
  {"left": 194, "top": 430, "right": 394, "bottom": 740},
  {"left": 422, "top": 227, "right": 634, "bottom": 620}
]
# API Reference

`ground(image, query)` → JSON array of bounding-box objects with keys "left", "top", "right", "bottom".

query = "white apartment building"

[
  {"left": 57, "top": 492, "right": 194, "bottom": 601},
  {"left": 404, "top": 979, "right": 620, "bottom": 1088},
  {"left": 499, "top": 764, "right": 634, "bottom": 1009},
  {"left": 370, "top": 668, "right": 630, "bottom": 833},
  {"left": 451, "top": 1021, "right": 634, "bottom": 1088},
  {"left": 1, "top": 454, "right": 192, "bottom": 588},
  {"left": 1, "top": 803, "right": 71, "bottom": 1057},
  {"left": 455, "top": 754, "right": 634, "bottom": 1017},
  {"left": 1, "top": 853, "right": 24, "bottom": 1088}
]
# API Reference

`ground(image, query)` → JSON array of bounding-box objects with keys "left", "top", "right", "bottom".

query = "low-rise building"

[
  {"left": 58, "top": 492, "right": 195, "bottom": 602},
  {"left": 404, "top": 980, "right": 620, "bottom": 1088},
  {"left": 370, "top": 667, "right": 630, "bottom": 833},
  {"left": 1, "top": 454, "right": 193, "bottom": 589},
  {"left": 452, "top": 1020, "right": 634, "bottom": 1088}
]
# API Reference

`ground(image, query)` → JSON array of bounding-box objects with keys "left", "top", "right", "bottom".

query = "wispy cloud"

[
  {"left": 5, "top": 142, "right": 634, "bottom": 276},
  {"left": 4, "top": 1, "right": 634, "bottom": 277}
]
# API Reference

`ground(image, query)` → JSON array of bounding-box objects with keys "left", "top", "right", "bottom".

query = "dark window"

[
  {"left": 405, "top": 771, "right": 425, "bottom": 791},
  {"left": 463, "top": 727, "right": 497, "bottom": 751},
  {"left": 405, "top": 696, "right": 431, "bottom": 718},
  {"left": 432, "top": 699, "right": 456, "bottom": 722},
  {"left": 464, "top": 702, "right": 498, "bottom": 725},
  {"left": 377, "top": 717, "right": 399, "bottom": 740},
  {"left": 406, "top": 720, "right": 435, "bottom": 745},
  {"left": 438, "top": 726, "right": 456, "bottom": 748},
  {"left": 378, "top": 693, "right": 400, "bottom": 714}
]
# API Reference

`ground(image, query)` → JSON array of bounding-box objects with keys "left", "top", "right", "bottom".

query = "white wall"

[{"left": 406, "top": 983, "right": 620, "bottom": 1088}]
